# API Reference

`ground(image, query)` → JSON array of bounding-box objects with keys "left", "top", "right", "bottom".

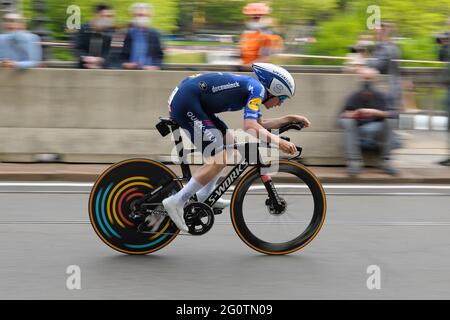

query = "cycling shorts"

[{"left": 168, "top": 80, "right": 228, "bottom": 157}]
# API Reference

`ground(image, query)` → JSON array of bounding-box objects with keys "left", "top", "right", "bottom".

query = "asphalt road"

[{"left": 0, "top": 183, "right": 449, "bottom": 300}]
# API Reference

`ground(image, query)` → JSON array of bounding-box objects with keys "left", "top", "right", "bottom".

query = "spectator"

[
  {"left": 74, "top": 3, "right": 115, "bottom": 69},
  {"left": 343, "top": 35, "right": 373, "bottom": 74},
  {"left": 338, "top": 68, "right": 399, "bottom": 177},
  {"left": 437, "top": 18, "right": 450, "bottom": 166},
  {"left": 0, "top": 12, "right": 42, "bottom": 69},
  {"left": 368, "top": 22, "right": 402, "bottom": 111},
  {"left": 121, "top": 3, "right": 164, "bottom": 70},
  {"left": 239, "top": 2, "right": 283, "bottom": 66}
]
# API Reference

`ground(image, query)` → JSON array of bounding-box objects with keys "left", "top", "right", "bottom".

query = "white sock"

[
  {"left": 171, "top": 177, "right": 203, "bottom": 206},
  {"left": 196, "top": 171, "right": 223, "bottom": 202}
]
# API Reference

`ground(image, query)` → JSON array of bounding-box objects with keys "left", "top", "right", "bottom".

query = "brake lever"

[{"left": 288, "top": 145, "right": 303, "bottom": 161}]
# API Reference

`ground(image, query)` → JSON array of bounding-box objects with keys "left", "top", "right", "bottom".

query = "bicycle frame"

[
  {"left": 146, "top": 117, "right": 301, "bottom": 211},
  {"left": 169, "top": 121, "right": 284, "bottom": 209}
]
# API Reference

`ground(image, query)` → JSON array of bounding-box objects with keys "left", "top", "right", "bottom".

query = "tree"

[
  {"left": 271, "top": 0, "right": 339, "bottom": 27},
  {"left": 177, "top": 0, "right": 249, "bottom": 33},
  {"left": 21, "top": 0, "right": 179, "bottom": 39},
  {"left": 307, "top": 0, "right": 450, "bottom": 63}
]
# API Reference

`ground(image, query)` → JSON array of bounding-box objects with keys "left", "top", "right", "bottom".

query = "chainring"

[{"left": 184, "top": 202, "right": 215, "bottom": 235}]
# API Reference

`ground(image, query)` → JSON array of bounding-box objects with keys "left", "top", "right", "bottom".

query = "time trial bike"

[{"left": 88, "top": 117, "right": 326, "bottom": 255}]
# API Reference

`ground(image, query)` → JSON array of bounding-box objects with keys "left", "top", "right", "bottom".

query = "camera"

[{"left": 349, "top": 44, "right": 372, "bottom": 54}]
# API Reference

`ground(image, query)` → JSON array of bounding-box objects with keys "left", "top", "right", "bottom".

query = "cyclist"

[{"left": 159, "top": 63, "right": 310, "bottom": 232}]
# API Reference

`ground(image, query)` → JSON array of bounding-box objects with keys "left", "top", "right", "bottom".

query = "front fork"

[{"left": 260, "top": 175, "right": 286, "bottom": 214}]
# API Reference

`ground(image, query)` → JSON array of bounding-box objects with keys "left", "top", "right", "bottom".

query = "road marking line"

[
  {"left": 0, "top": 182, "right": 449, "bottom": 189},
  {"left": 1, "top": 220, "right": 450, "bottom": 226}
]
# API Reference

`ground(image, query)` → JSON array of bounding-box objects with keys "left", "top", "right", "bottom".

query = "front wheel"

[{"left": 230, "top": 160, "right": 326, "bottom": 255}]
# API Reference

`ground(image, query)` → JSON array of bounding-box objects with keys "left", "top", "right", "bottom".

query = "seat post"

[{"left": 171, "top": 125, "right": 192, "bottom": 181}]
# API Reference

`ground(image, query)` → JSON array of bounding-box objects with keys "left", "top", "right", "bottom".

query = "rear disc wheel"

[{"left": 88, "top": 158, "right": 182, "bottom": 255}]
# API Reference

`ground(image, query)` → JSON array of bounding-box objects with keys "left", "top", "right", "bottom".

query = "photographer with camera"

[
  {"left": 437, "top": 18, "right": 450, "bottom": 167},
  {"left": 343, "top": 35, "right": 374, "bottom": 74}
]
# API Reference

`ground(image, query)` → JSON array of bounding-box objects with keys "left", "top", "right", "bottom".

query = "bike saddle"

[
  {"left": 156, "top": 117, "right": 179, "bottom": 136},
  {"left": 159, "top": 117, "right": 178, "bottom": 126}
]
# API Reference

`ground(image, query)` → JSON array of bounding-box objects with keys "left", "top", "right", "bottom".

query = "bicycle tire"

[{"left": 230, "top": 160, "right": 326, "bottom": 255}]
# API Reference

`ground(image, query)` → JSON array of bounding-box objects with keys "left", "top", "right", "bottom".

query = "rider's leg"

[
  {"left": 162, "top": 151, "right": 228, "bottom": 232},
  {"left": 195, "top": 129, "right": 234, "bottom": 204},
  {"left": 171, "top": 149, "right": 229, "bottom": 205},
  {"left": 163, "top": 96, "right": 230, "bottom": 231},
  {"left": 195, "top": 167, "right": 224, "bottom": 202}
]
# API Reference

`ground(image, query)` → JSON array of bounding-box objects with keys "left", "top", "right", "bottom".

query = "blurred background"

[
  {"left": 0, "top": 0, "right": 449, "bottom": 172},
  {"left": 0, "top": 0, "right": 447, "bottom": 66}
]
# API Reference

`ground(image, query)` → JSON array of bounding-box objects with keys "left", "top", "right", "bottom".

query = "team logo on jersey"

[
  {"left": 211, "top": 81, "right": 240, "bottom": 93},
  {"left": 247, "top": 98, "right": 262, "bottom": 111},
  {"left": 199, "top": 81, "right": 208, "bottom": 91}
]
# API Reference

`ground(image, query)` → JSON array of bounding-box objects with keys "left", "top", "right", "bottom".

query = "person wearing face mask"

[
  {"left": 0, "top": 12, "right": 42, "bottom": 69},
  {"left": 121, "top": 3, "right": 164, "bottom": 70},
  {"left": 74, "top": 3, "right": 116, "bottom": 69},
  {"left": 239, "top": 3, "right": 283, "bottom": 67},
  {"left": 338, "top": 68, "right": 399, "bottom": 177}
]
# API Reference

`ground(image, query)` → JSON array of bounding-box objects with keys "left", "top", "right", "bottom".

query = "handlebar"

[
  {"left": 268, "top": 122, "right": 305, "bottom": 160},
  {"left": 276, "top": 122, "right": 305, "bottom": 135}
]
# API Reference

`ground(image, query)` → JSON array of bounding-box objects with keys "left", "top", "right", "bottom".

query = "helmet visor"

[{"left": 279, "top": 95, "right": 288, "bottom": 103}]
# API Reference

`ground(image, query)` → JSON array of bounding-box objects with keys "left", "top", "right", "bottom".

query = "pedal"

[{"left": 213, "top": 208, "right": 223, "bottom": 215}]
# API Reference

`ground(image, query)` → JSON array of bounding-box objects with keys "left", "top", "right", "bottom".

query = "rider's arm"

[
  {"left": 244, "top": 119, "right": 296, "bottom": 154},
  {"left": 258, "top": 116, "right": 294, "bottom": 130},
  {"left": 244, "top": 119, "right": 283, "bottom": 145},
  {"left": 259, "top": 115, "right": 311, "bottom": 129}
]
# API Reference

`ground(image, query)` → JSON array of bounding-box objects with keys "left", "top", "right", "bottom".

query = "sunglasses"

[
  {"left": 264, "top": 94, "right": 289, "bottom": 105},
  {"left": 279, "top": 95, "right": 288, "bottom": 103}
]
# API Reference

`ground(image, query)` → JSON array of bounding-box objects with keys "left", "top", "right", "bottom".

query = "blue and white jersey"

[{"left": 177, "top": 72, "right": 266, "bottom": 120}]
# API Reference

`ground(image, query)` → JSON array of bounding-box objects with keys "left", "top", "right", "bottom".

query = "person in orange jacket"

[{"left": 240, "top": 3, "right": 283, "bottom": 66}]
